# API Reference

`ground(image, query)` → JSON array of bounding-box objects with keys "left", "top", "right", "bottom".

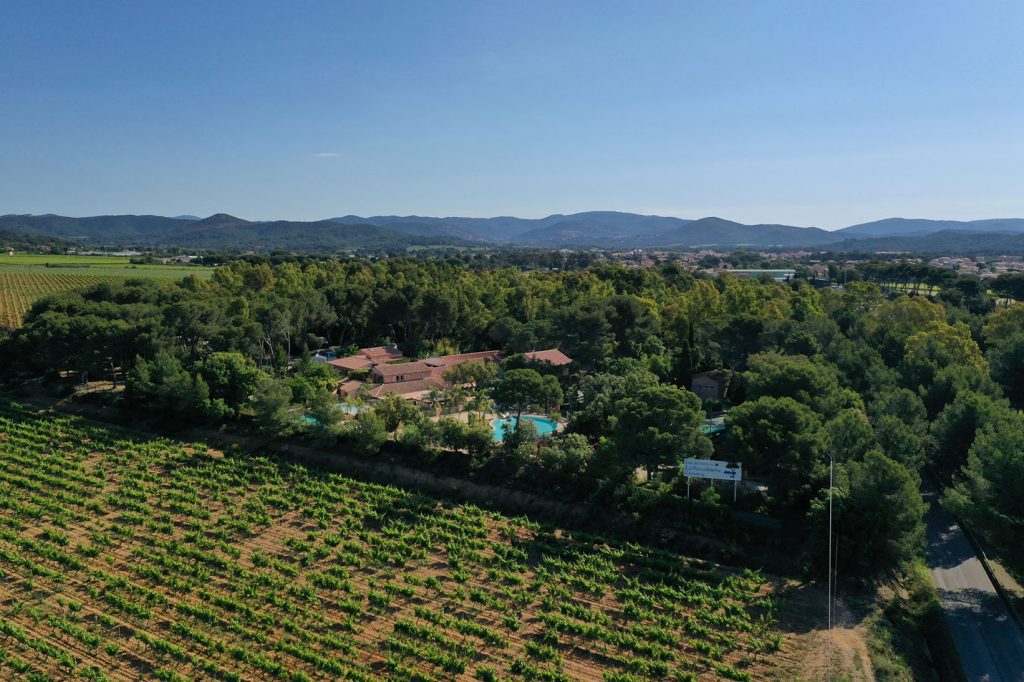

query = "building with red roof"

[
  {"left": 523, "top": 349, "right": 573, "bottom": 366},
  {"left": 337, "top": 347, "right": 572, "bottom": 405}
]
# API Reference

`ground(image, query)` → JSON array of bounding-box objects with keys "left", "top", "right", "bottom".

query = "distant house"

[{"left": 691, "top": 370, "right": 731, "bottom": 401}]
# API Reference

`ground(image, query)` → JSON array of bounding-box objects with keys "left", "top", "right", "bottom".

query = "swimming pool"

[{"left": 490, "top": 415, "right": 558, "bottom": 442}]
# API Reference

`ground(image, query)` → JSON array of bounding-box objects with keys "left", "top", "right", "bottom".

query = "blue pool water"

[
  {"left": 490, "top": 415, "right": 558, "bottom": 442},
  {"left": 702, "top": 416, "right": 727, "bottom": 434}
]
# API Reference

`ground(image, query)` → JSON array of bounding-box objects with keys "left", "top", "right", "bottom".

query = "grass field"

[
  {"left": 0, "top": 256, "right": 212, "bottom": 327},
  {"left": 0, "top": 402, "right": 780, "bottom": 681},
  {"left": 1, "top": 255, "right": 138, "bottom": 266}
]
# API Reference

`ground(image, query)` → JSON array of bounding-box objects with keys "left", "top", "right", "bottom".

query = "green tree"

[
  {"left": 127, "top": 351, "right": 214, "bottom": 420},
  {"left": 252, "top": 377, "right": 295, "bottom": 436},
  {"left": 920, "top": 363, "right": 1003, "bottom": 419},
  {"left": 608, "top": 385, "right": 710, "bottom": 482},
  {"left": 725, "top": 396, "right": 823, "bottom": 505},
  {"left": 567, "top": 366, "right": 660, "bottom": 437},
  {"left": 538, "top": 433, "right": 593, "bottom": 477},
  {"left": 929, "top": 391, "right": 1011, "bottom": 476},
  {"left": 200, "top": 352, "right": 263, "bottom": 415},
  {"left": 823, "top": 409, "right": 876, "bottom": 463},
  {"left": 351, "top": 410, "right": 388, "bottom": 456},
  {"left": 944, "top": 413, "right": 1024, "bottom": 571},
  {"left": 808, "top": 452, "right": 926, "bottom": 579},
  {"left": 540, "top": 375, "right": 563, "bottom": 413},
  {"left": 492, "top": 369, "right": 548, "bottom": 421},
  {"left": 437, "top": 417, "right": 493, "bottom": 458},
  {"left": 874, "top": 415, "right": 926, "bottom": 471},
  {"left": 443, "top": 360, "right": 498, "bottom": 391},
  {"left": 981, "top": 304, "right": 1024, "bottom": 345},
  {"left": 745, "top": 352, "right": 852, "bottom": 417},
  {"left": 901, "top": 321, "right": 987, "bottom": 390},
  {"left": 868, "top": 388, "right": 927, "bottom": 434},
  {"left": 988, "top": 332, "right": 1024, "bottom": 406},
  {"left": 553, "top": 301, "right": 615, "bottom": 366},
  {"left": 857, "top": 295, "right": 947, "bottom": 365},
  {"left": 374, "top": 393, "right": 423, "bottom": 432},
  {"left": 307, "top": 388, "right": 345, "bottom": 444}
]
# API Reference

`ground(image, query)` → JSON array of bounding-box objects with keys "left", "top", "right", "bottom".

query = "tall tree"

[
  {"left": 944, "top": 414, "right": 1024, "bottom": 572},
  {"left": 608, "top": 385, "right": 711, "bottom": 482},
  {"left": 808, "top": 451, "right": 926, "bottom": 579},
  {"left": 492, "top": 369, "right": 549, "bottom": 421}
]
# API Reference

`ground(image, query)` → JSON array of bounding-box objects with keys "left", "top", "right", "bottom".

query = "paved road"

[{"left": 924, "top": 488, "right": 1024, "bottom": 681}]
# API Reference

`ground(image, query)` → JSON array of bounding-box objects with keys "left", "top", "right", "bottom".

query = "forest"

[{"left": 2, "top": 255, "right": 1022, "bottom": 586}]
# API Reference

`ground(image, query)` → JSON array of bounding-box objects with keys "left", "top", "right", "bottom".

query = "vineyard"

[
  {"left": 0, "top": 402, "right": 781, "bottom": 681},
  {"left": 0, "top": 272, "right": 129, "bottom": 327},
  {"left": 0, "top": 261, "right": 211, "bottom": 327}
]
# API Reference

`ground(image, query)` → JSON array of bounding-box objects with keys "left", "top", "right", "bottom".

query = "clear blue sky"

[{"left": 2, "top": 1, "right": 1023, "bottom": 228}]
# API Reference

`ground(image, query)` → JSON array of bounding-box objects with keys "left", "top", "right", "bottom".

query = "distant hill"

[
  {"left": 333, "top": 211, "right": 833, "bottom": 248},
  {"left": 0, "top": 214, "right": 188, "bottom": 242},
  {"left": 331, "top": 211, "right": 696, "bottom": 244},
  {"left": 165, "top": 219, "right": 477, "bottom": 251},
  {"left": 638, "top": 216, "right": 838, "bottom": 248},
  {"left": 837, "top": 217, "right": 1024, "bottom": 238},
  {"left": 7, "top": 211, "right": 1024, "bottom": 253},
  {"left": 0, "top": 214, "right": 476, "bottom": 251},
  {"left": 818, "top": 230, "right": 1024, "bottom": 255}
]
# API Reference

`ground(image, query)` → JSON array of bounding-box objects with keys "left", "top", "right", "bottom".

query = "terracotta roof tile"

[
  {"left": 328, "top": 356, "right": 374, "bottom": 371},
  {"left": 523, "top": 349, "right": 573, "bottom": 366}
]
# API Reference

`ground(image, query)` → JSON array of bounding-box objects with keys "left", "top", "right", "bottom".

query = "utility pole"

[{"left": 827, "top": 451, "right": 834, "bottom": 682}]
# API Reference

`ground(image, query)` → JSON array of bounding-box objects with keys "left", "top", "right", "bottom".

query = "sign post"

[{"left": 683, "top": 458, "right": 743, "bottom": 502}]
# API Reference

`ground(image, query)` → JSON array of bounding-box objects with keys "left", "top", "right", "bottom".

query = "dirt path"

[{"left": 768, "top": 581, "right": 875, "bottom": 682}]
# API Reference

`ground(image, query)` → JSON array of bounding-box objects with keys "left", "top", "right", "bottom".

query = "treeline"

[
  {"left": 2, "top": 258, "right": 1022, "bottom": 579},
  {"left": 0, "top": 230, "right": 72, "bottom": 253}
]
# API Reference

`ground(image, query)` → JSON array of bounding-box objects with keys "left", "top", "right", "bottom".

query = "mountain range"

[{"left": 4, "top": 211, "right": 1024, "bottom": 254}]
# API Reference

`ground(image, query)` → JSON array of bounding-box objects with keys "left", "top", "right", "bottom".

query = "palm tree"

[
  {"left": 446, "top": 385, "right": 468, "bottom": 414},
  {"left": 426, "top": 388, "right": 443, "bottom": 418},
  {"left": 468, "top": 391, "right": 490, "bottom": 422}
]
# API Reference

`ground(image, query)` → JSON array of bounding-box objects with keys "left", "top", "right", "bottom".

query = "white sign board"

[{"left": 684, "top": 458, "right": 742, "bottom": 481}]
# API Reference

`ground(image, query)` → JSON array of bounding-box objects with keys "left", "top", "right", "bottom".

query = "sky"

[{"left": 2, "top": 1, "right": 1024, "bottom": 229}]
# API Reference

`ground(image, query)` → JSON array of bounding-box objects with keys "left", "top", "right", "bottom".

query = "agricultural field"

[
  {"left": 0, "top": 402, "right": 780, "bottom": 682},
  {"left": 0, "top": 256, "right": 212, "bottom": 327}
]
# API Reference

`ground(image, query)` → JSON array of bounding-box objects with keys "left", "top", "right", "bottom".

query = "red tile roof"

[
  {"left": 328, "top": 356, "right": 374, "bottom": 371},
  {"left": 523, "top": 349, "right": 573, "bottom": 366},
  {"left": 361, "top": 346, "right": 403, "bottom": 360},
  {"left": 424, "top": 350, "right": 503, "bottom": 367},
  {"left": 372, "top": 361, "right": 434, "bottom": 378},
  {"left": 337, "top": 380, "right": 365, "bottom": 398},
  {"left": 366, "top": 376, "right": 445, "bottom": 399}
]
